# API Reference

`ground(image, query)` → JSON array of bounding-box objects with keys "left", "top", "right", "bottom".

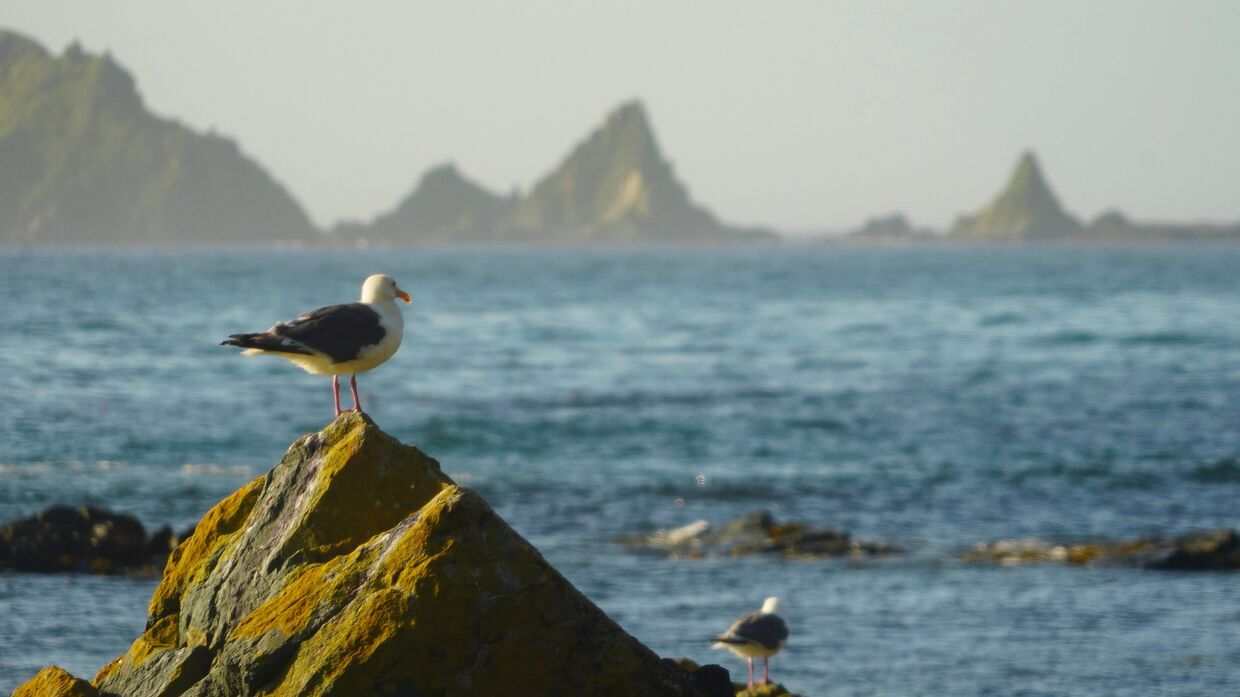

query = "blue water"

[{"left": 1, "top": 246, "right": 1239, "bottom": 695}]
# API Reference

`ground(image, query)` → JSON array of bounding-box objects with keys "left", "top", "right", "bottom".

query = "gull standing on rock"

[
  {"left": 712, "top": 597, "right": 789, "bottom": 691},
  {"left": 221, "top": 274, "right": 411, "bottom": 416}
]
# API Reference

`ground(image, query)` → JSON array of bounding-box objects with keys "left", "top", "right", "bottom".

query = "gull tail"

[{"left": 220, "top": 333, "right": 312, "bottom": 356}]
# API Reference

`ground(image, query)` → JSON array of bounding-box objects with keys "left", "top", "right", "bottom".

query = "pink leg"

[
  {"left": 349, "top": 374, "right": 362, "bottom": 413},
  {"left": 332, "top": 375, "right": 342, "bottom": 417},
  {"left": 747, "top": 657, "right": 754, "bottom": 690},
  {"left": 762, "top": 657, "right": 770, "bottom": 685}
]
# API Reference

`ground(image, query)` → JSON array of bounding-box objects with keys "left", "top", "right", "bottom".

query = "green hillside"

[{"left": 0, "top": 29, "right": 315, "bottom": 244}]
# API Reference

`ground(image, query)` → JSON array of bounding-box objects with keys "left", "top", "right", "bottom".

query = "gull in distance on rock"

[
  {"left": 221, "top": 274, "right": 411, "bottom": 417},
  {"left": 711, "top": 596, "right": 789, "bottom": 691}
]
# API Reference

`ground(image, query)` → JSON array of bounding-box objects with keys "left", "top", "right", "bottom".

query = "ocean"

[{"left": 1, "top": 245, "right": 1238, "bottom": 695}]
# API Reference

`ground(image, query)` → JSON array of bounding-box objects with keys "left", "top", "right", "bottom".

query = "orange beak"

[{"left": 396, "top": 288, "right": 412, "bottom": 302}]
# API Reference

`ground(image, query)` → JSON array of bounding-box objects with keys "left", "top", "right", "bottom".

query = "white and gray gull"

[
  {"left": 221, "top": 274, "right": 411, "bottom": 417},
  {"left": 711, "top": 597, "right": 789, "bottom": 690}
]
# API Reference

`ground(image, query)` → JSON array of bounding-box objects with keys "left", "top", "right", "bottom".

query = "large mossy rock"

[
  {"left": 10, "top": 666, "right": 99, "bottom": 697},
  {"left": 11, "top": 413, "right": 705, "bottom": 696}
]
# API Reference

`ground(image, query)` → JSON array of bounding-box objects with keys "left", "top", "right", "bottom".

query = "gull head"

[
  {"left": 361, "top": 274, "right": 411, "bottom": 304},
  {"left": 761, "top": 597, "right": 782, "bottom": 615}
]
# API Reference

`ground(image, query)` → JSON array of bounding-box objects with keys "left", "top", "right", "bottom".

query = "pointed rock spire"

[
  {"left": 510, "top": 100, "right": 758, "bottom": 242},
  {"left": 950, "top": 150, "right": 1082, "bottom": 240}
]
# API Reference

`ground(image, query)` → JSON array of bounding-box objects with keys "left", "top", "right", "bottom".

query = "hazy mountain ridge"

[
  {"left": 341, "top": 101, "right": 772, "bottom": 245},
  {"left": 3, "top": 27, "right": 1235, "bottom": 246},
  {"left": 841, "top": 152, "right": 1240, "bottom": 244},
  {"left": 333, "top": 164, "right": 516, "bottom": 244},
  {"left": 0, "top": 29, "right": 315, "bottom": 245}
]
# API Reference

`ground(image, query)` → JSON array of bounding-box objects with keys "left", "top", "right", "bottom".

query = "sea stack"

[
  {"left": 12, "top": 414, "right": 713, "bottom": 696},
  {"left": 950, "top": 151, "right": 1083, "bottom": 241},
  {"left": 508, "top": 100, "right": 770, "bottom": 243}
]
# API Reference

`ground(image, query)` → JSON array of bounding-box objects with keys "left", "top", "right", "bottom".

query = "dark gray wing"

[
  {"left": 714, "top": 612, "right": 789, "bottom": 650},
  {"left": 271, "top": 302, "right": 386, "bottom": 362}
]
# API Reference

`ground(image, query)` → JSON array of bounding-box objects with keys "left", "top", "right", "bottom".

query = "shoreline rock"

[
  {"left": 624, "top": 511, "right": 900, "bottom": 560},
  {"left": 962, "top": 529, "right": 1240, "bottom": 570},
  {"left": 0, "top": 504, "right": 192, "bottom": 575},
  {"left": 16, "top": 413, "right": 718, "bottom": 696}
]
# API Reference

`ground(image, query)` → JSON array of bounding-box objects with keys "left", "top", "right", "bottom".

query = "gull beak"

[{"left": 396, "top": 288, "right": 412, "bottom": 302}]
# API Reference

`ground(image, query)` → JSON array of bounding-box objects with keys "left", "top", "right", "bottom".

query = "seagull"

[
  {"left": 712, "top": 597, "right": 789, "bottom": 691},
  {"left": 221, "top": 274, "right": 411, "bottom": 416}
]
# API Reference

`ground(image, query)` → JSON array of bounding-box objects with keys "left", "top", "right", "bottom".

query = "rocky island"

[
  {"left": 948, "top": 151, "right": 1240, "bottom": 243},
  {"left": 0, "top": 30, "right": 315, "bottom": 245},
  {"left": 10, "top": 413, "right": 787, "bottom": 697},
  {"left": 337, "top": 101, "right": 774, "bottom": 245}
]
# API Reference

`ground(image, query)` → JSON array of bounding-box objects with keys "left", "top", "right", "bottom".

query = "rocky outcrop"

[
  {"left": 950, "top": 151, "right": 1083, "bottom": 241},
  {"left": 1087, "top": 209, "right": 1240, "bottom": 241},
  {"left": 0, "top": 504, "right": 188, "bottom": 574},
  {"left": 335, "top": 163, "right": 516, "bottom": 245},
  {"left": 671, "top": 659, "right": 801, "bottom": 697},
  {"left": 845, "top": 213, "right": 936, "bottom": 242},
  {"left": 508, "top": 101, "right": 772, "bottom": 243},
  {"left": 15, "top": 413, "right": 711, "bottom": 696},
  {"left": 10, "top": 666, "right": 99, "bottom": 697},
  {"left": 0, "top": 29, "right": 316, "bottom": 245},
  {"left": 625, "top": 511, "right": 899, "bottom": 560},
  {"left": 963, "top": 528, "right": 1240, "bottom": 570}
]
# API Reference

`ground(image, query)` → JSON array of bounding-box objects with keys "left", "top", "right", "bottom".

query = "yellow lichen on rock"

[
  {"left": 146, "top": 474, "right": 265, "bottom": 623},
  {"left": 10, "top": 666, "right": 98, "bottom": 697},
  {"left": 49, "top": 413, "right": 706, "bottom": 697},
  {"left": 268, "top": 415, "right": 451, "bottom": 566}
]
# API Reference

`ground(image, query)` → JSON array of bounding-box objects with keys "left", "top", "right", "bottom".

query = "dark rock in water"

[
  {"left": 963, "top": 528, "right": 1240, "bottom": 571},
  {"left": 626, "top": 510, "right": 899, "bottom": 559},
  {"left": 10, "top": 665, "right": 98, "bottom": 696},
  {"left": 671, "top": 658, "right": 801, "bottom": 697},
  {"left": 1138, "top": 529, "right": 1240, "bottom": 571},
  {"left": 16, "top": 413, "right": 712, "bottom": 696},
  {"left": 0, "top": 504, "right": 150, "bottom": 573}
]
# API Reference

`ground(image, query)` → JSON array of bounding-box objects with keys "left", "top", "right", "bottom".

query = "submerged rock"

[
  {"left": 626, "top": 511, "right": 899, "bottom": 559},
  {"left": 963, "top": 529, "right": 1240, "bottom": 570},
  {"left": 16, "top": 413, "right": 710, "bottom": 696},
  {"left": 0, "top": 504, "right": 183, "bottom": 574}
]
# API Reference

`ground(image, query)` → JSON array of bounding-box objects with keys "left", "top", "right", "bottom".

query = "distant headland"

[
  {"left": 1, "top": 27, "right": 1235, "bottom": 246},
  {"left": 841, "top": 151, "right": 1240, "bottom": 244}
]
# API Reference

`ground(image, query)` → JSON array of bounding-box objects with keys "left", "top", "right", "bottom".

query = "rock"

[
  {"left": 627, "top": 510, "right": 899, "bottom": 560},
  {"left": 963, "top": 529, "right": 1240, "bottom": 570},
  {"left": 10, "top": 666, "right": 98, "bottom": 697},
  {"left": 669, "top": 659, "right": 801, "bottom": 697},
  {"left": 1139, "top": 529, "right": 1240, "bottom": 571},
  {"left": 845, "top": 213, "right": 937, "bottom": 242},
  {"left": 508, "top": 101, "right": 772, "bottom": 243},
  {"left": 665, "top": 658, "right": 733, "bottom": 697},
  {"left": 65, "top": 412, "right": 709, "bottom": 696},
  {"left": 949, "top": 151, "right": 1083, "bottom": 241},
  {"left": 0, "top": 504, "right": 150, "bottom": 573},
  {"left": 335, "top": 163, "right": 517, "bottom": 245}
]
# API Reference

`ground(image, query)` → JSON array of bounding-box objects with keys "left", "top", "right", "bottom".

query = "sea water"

[{"left": 1, "top": 246, "right": 1238, "bottom": 695}]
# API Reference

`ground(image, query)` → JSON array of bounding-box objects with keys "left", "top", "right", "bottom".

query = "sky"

[{"left": 4, "top": 1, "right": 1239, "bottom": 231}]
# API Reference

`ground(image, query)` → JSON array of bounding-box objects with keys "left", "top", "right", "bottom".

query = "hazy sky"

[{"left": 6, "top": 1, "right": 1239, "bottom": 230}]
